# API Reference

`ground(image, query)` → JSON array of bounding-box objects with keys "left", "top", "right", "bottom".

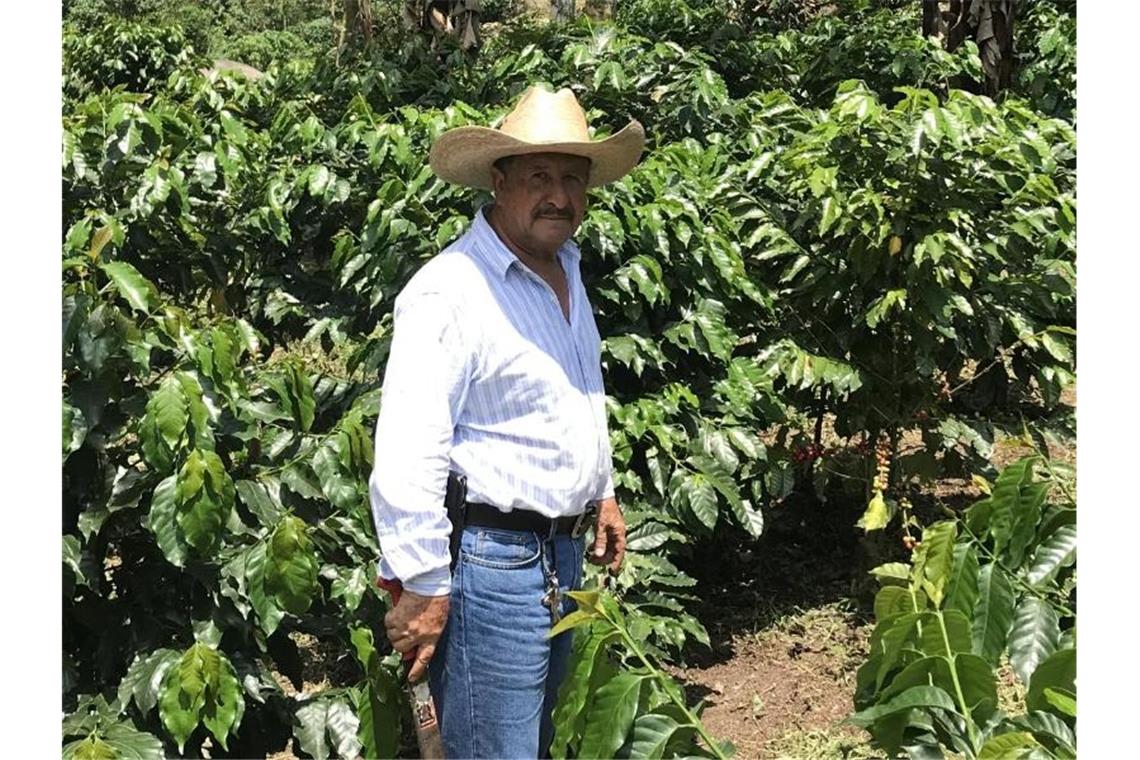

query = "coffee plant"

[
  {"left": 853, "top": 456, "right": 1076, "bottom": 758},
  {"left": 62, "top": 2, "right": 1075, "bottom": 756}
]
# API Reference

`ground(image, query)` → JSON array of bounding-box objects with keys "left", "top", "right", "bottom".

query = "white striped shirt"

[{"left": 368, "top": 206, "right": 615, "bottom": 595}]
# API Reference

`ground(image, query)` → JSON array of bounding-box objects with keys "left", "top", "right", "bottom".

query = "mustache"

[{"left": 534, "top": 206, "right": 573, "bottom": 220}]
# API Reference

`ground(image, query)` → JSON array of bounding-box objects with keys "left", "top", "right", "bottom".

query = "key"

[{"left": 542, "top": 571, "right": 563, "bottom": 625}]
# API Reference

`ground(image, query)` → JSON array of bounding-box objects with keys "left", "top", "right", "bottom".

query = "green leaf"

[
  {"left": 351, "top": 628, "right": 402, "bottom": 760},
  {"left": 971, "top": 564, "right": 1016, "bottom": 665},
  {"left": 701, "top": 428, "right": 739, "bottom": 474},
  {"left": 265, "top": 515, "right": 320, "bottom": 616},
  {"left": 874, "top": 586, "right": 914, "bottom": 623},
  {"left": 951, "top": 653, "right": 998, "bottom": 721},
  {"left": 308, "top": 165, "right": 331, "bottom": 197},
  {"left": 945, "top": 542, "right": 980, "bottom": 616},
  {"left": 330, "top": 565, "right": 370, "bottom": 613},
  {"left": 295, "top": 701, "right": 331, "bottom": 760},
  {"left": 158, "top": 643, "right": 244, "bottom": 752},
  {"left": 987, "top": 457, "right": 1038, "bottom": 557},
  {"left": 100, "top": 261, "right": 157, "bottom": 313},
  {"left": 919, "top": 610, "right": 972, "bottom": 657},
  {"left": 158, "top": 649, "right": 205, "bottom": 752},
  {"left": 63, "top": 402, "right": 88, "bottom": 456},
  {"left": 849, "top": 685, "right": 957, "bottom": 727},
  {"left": 325, "top": 699, "right": 363, "bottom": 759},
  {"left": 144, "top": 375, "right": 188, "bottom": 459},
  {"left": 63, "top": 534, "right": 93, "bottom": 590},
  {"left": 176, "top": 372, "right": 213, "bottom": 449},
  {"left": 550, "top": 627, "right": 617, "bottom": 758},
  {"left": 626, "top": 522, "right": 672, "bottom": 552},
  {"left": 1042, "top": 687, "right": 1076, "bottom": 717},
  {"left": 865, "top": 289, "right": 908, "bottom": 329},
  {"left": 918, "top": 521, "right": 957, "bottom": 607},
  {"left": 977, "top": 731, "right": 1042, "bottom": 759},
  {"left": 286, "top": 363, "right": 316, "bottom": 432},
  {"left": 295, "top": 698, "right": 361, "bottom": 760},
  {"left": 245, "top": 542, "right": 285, "bottom": 636},
  {"left": 1026, "top": 647, "right": 1076, "bottom": 714},
  {"left": 869, "top": 562, "right": 911, "bottom": 587},
  {"left": 236, "top": 479, "right": 284, "bottom": 527},
  {"left": 1014, "top": 710, "right": 1075, "bottom": 753},
  {"left": 727, "top": 428, "right": 762, "bottom": 460},
  {"left": 683, "top": 474, "right": 718, "bottom": 529},
  {"left": 1008, "top": 597, "right": 1061, "bottom": 686},
  {"left": 692, "top": 453, "right": 744, "bottom": 513},
  {"left": 63, "top": 724, "right": 164, "bottom": 760},
  {"left": 626, "top": 712, "right": 692, "bottom": 757},
  {"left": 731, "top": 498, "right": 765, "bottom": 538},
  {"left": 118, "top": 648, "right": 180, "bottom": 716},
  {"left": 1040, "top": 331, "right": 1072, "bottom": 363},
  {"left": 200, "top": 655, "right": 244, "bottom": 749},
  {"left": 765, "top": 463, "right": 795, "bottom": 501},
  {"left": 872, "top": 612, "right": 923, "bottom": 689},
  {"left": 312, "top": 442, "right": 359, "bottom": 510},
  {"left": 692, "top": 299, "right": 736, "bottom": 361},
  {"left": 819, "top": 195, "right": 841, "bottom": 235},
  {"left": 1025, "top": 525, "right": 1076, "bottom": 586},
  {"left": 176, "top": 450, "right": 234, "bottom": 555},
  {"left": 578, "top": 672, "right": 646, "bottom": 760},
  {"left": 549, "top": 609, "right": 596, "bottom": 639},
  {"left": 148, "top": 475, "right": 188, "bottom": 567}
]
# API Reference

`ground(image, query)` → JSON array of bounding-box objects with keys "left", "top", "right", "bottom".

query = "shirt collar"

[{"left": 471, "top": 204, "right": 581, "bottom": 282}]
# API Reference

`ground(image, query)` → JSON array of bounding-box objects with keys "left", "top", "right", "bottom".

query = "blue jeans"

[{"left": 427, "top": 524, "right": 586, "bottom": 759}]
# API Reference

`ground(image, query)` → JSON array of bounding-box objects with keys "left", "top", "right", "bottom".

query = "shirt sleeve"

[
  {"left": 595, "top": 424, "right": 616, "bottom": 501},
  {"left": 369, "top": 290, "right": 473, "bottom": 597}
]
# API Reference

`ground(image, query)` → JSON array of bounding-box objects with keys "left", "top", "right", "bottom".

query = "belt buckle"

[{"left": 570, "top": 506, "right": 594, "bottom": 539}]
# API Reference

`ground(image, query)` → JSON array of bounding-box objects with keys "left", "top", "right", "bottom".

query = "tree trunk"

[
  {"left": 403, "top": 2, "right": 483, "bottom": 51},
  {"left": 583, "top": 0, "right": 616, "bottom": 20},
  {"left": 922, "top": 0, "right": 1022, "bottom": 96},
  {"left": 337, "top": 0, "right": 373, "bottom": 60},
  {"left": 521, "top": 0, "right": 575, "bottom": 22}
]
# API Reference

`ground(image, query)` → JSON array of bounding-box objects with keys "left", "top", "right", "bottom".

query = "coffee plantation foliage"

[
  {"left": 62, "top": 1, "right": 1075, "bottom": 756},
  {"left": 854, "top": 456, "right": 1076, "bottom": 759}
]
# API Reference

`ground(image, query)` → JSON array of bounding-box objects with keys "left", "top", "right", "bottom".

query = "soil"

[
  {"left": 666, "top": 390, "right": 1075, "bottom": 759},
  {"left": 671, "top": 604, "right": 878, "bottom": 759}
]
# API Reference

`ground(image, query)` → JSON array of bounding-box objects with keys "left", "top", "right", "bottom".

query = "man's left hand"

[{"left": 588, "top": 497, "right": 626, "bottom": 573}]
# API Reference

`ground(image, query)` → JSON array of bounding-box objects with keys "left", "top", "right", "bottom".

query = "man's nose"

[{"left": 546, "top": 179, "right": 572, "bottom": 211}]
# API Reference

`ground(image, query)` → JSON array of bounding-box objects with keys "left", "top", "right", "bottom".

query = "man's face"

[{"left": 490, "top": 152, "right": 591, "bottom": 258}]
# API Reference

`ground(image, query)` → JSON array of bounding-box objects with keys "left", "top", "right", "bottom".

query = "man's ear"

[{"left": 490, "top": 165, "right": 506, "bottom": 195}]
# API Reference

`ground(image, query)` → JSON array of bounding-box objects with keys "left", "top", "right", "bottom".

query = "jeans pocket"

[{"left": 462, "top": 527, "right": 542, "bottom": 569}]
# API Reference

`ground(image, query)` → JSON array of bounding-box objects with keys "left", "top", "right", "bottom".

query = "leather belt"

[{"left": 464, "top": 501, "right": 596, "bottom": 538}]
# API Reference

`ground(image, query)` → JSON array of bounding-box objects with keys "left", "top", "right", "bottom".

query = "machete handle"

[{"left": 376, "top": 576, "right": 417, "bottom": 665}]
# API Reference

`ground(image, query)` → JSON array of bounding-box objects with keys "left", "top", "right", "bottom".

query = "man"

[{"left": 368, "top": 85, "right": 645, "bottom": 758}]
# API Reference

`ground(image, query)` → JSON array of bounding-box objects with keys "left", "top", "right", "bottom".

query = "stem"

[
  {"left": 945, "top": 329, "right": 1049, "bottom": 399},
  {"left": 936, "top": 613, "right": 979, "bottom": 750},
  {"left": 810, "top": 389, "right": 825, "bottom": 480},
  {"left": 607, "top": 612, "right": 729, "bottom": 760}
]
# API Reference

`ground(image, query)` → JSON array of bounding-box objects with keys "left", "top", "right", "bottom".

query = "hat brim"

[{"left": 428, "top": 120, "right": 645, "bottom": 190}]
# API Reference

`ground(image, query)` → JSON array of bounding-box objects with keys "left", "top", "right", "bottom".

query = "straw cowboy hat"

[{"left": 429, "top": 85, "right": 645, "bottom": 190}]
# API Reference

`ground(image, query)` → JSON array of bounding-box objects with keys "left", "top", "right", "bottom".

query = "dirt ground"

[{"left": 670, "top": 391, "right": 1074, "bottom": 759}]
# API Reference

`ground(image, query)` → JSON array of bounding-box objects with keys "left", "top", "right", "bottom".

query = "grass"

[{"left": 765, "top": 727, "right": 886, "bottom": 760}]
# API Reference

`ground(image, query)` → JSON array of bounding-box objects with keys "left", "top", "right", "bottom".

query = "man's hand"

[
  {"left": 588, "top": 497, "right": 626, "bottom": 573},
  {"left": 384, "top": 590, "right": 450, "bottom": 682}
]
